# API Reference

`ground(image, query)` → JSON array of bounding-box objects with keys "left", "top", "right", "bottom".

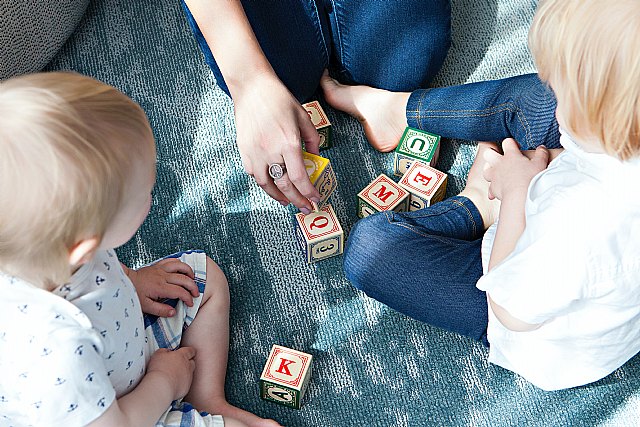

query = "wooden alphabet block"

[
  {"left": 398, "top": 161, "right": 448, "bottom": 211},
  {"left": 303, "top": 100, "right": 333, "bottom": 150},
  {"left": 260, "top": 345, "right": 313, "bottom": 409},
  {"left": 393, "top": 127, "right": 441, "bottom": 176},
  {"left": 303, "top": 151, "right": 337, "bottom": 208},
  {"left": 356, "top": 174, "right": 409, "bottom": 218},
  {"left": 294, "top": 204, "right": 344, "bottom": 263}
]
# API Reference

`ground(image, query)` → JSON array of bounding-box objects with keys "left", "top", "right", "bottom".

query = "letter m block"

[
  {"left": 260, "top": 345, "right": 313, "bottom": 409},
  {"left": 356, "top": 174, "right": 409, "bottom": 218}
]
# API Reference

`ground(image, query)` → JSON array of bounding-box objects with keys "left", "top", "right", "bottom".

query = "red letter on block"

[
  {"left": 373, "top": 185, "right": 394, "bottom": 202},
  {"left": 413, "top": 171, "right": 432, "bottom": 186},
  {"left": 276, "top": 358, "right": 296, "bottom": 376}
]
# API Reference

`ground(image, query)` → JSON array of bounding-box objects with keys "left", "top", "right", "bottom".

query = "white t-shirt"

[
  {"left": 477, "top": 132, "right": 640, "bottom": 390},
  {"left": 0, "top": 249, "right": 147, "bottom": 426}
]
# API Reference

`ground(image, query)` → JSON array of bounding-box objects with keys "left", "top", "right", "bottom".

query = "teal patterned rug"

[{"left": 47, "top": 0, "right": 640, "bottom": 425}]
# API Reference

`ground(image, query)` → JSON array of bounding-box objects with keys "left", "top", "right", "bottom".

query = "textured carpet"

[{"left": 46, "top": 0, "right": 640, "bottom": 426}]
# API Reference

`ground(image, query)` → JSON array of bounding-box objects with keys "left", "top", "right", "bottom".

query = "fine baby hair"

[
  {"left": 0, "top": 72, "right": 155, "bottom": 289},
  {"left": 528, "top": 0, "right": 640, "bottom": 160}
]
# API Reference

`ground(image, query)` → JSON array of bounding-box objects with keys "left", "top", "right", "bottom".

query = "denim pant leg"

[
  {"left": 181, "top": 0, "right": 331, "bottom": 102},
  {"left": 407, "top": 73, "right": 561, "bottom": 149},
  {"left": 182, "top": 1, "right": 452, "bottom": 100},
  {"left": 330, "top": 0, "right": 451, "bottom": 90},
  {"left": 343, "top": 196, "right": 488, "bottom": 342}
]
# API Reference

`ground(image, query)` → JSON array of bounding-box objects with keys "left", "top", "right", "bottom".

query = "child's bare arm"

[
  {"left": 87, "top": 347, "right": 196, "bottom": 427},
  {"left": 482, "top": 139, "right": 550, "bottom": 331}
]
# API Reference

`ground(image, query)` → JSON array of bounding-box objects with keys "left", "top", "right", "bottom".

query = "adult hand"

[
  {"left": 482, "top": 138, "right": 549, "bottom": 201},
  {"left": 126, "top": 258, "right": 200, "bottom": 317},
  {"left": 146, "top": 347, "right": 197, "bottom": 401},
  {"left": 233, "top": 72, "right": 321, "bottom": 213}
]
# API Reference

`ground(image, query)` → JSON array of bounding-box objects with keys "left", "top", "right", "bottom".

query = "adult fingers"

[
  {"left": 252, "top": 160, "right": 290, "bottom": 206},
  {"left": 299, "top": 106, "right": 320, "bottom": 156}
]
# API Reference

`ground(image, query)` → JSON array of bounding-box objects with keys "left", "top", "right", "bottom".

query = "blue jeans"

[
  {"left": 343, "top": 196, "right": 489, "bottom": 344},
  {"left": 181, "top": 0, "right": 452, "bottom": 101},
  {"left": 407, "top": 73, "right": 560, "bottom": 149}
]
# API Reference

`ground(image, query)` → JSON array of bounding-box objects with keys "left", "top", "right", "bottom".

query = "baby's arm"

[
  {"left": 123, "top": 258, "right": 200, "bottom": 317},
  {"left": 482, "top": 139, "right": 550, "bottom": 331},
  {"left": 88, "top": 347, "right": 196, "bottom": 427}
]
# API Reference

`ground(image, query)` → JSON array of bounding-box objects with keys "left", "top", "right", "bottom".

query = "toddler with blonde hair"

[
  {"left": 0, "top": 72, "right": 280, "bottom": 426},
  {"left": 330, "top": 0, "right": 640, "bottom": 390}
]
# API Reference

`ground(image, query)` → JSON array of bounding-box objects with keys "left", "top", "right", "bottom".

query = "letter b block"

[
  {"left": 393, "top": 127, "right": 441, "bottom": 176},
  {"left": 260, "top": 345, "right": 313, "bottom": 409},
  {"left": 304, "top": 151, "right": 337, "bottom": 208},
  {"left": 294, "top": 204, "right": 344, "bottom": 263},
  {"left": 398, "top": 161, "right": 448, "bottom": 210},
  {"left": 356, "top": 174, "right": 409, "bottom": 218}
]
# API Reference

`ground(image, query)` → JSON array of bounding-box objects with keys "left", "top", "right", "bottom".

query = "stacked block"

[
  {"left": 303, "top": 151, "right": 337, "bottom": 208},
  {"left": 356, "top": 174, "right": 409, "bottom": 218},
  {"left": 260, "top": 345, "right": 313, "bottom": 409},
  {"left": 294, "top": 204, "right": 344, "bottom": 263},
  {"left": 393, "top": 127, "right": 441, "bottom": 176},
  {"left": 303, "top": 100, "right": 333, "bottom": 150},
  {"left": 398, "top": 161, "right": 448, "bottom": 210}
]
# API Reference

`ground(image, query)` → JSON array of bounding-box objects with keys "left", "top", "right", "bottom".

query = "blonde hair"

[
  {"left": 529, "top": 0, "right": 640, "bottom": 160},
  {"left": 0, "top": 72, "right": 155, "bottom": 289}
]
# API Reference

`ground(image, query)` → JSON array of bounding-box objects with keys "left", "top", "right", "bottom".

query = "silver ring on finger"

[{"left": 268, "top": 163, "right": 287, "bottom": 180}]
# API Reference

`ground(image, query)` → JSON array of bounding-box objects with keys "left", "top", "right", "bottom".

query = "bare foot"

[
  {"left": 320, "top": 70, "right": 410, "bottom": 152},
  {"left": 459, "top": 142, "right": 502, "bottom": 229},
  {"left": 205, "top": 400, "right": 282, "bottom": 427}
]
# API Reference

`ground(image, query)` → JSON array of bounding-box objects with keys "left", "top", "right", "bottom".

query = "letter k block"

[{"left": 260, "top": 345, "right": 314, "bottom": 409}]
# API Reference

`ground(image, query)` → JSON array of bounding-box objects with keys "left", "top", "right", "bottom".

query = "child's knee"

[
  {"left": 204, "top": 256, "right": 229, "bottom": 307},
  {"left": 343, "top": 213, "right": 392, "bottom": 292}
]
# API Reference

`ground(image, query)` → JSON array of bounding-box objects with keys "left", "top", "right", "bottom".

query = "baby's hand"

[
  {"left": 127, "top": 258, "right": 200, "bottom": 317},
  {"left": 147, "top": 347, "right": 196, "bottom": 400},
  {"left": 482, "top": 138, "right": 549, "bottom": 201}
]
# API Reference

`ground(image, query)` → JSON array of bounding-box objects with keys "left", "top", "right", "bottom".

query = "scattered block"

[
  {"left": 303, "top": 100, "right": 333, "bottom": 150},
  {"left": 398, "top": 161, "right": 448, "bottom": 211},
  {"left": 294, "top": 204, "right": 344, "bottom": 263},
  {"left": 357, "top": 174, "right": 409, "bottom": 218},
  {"left": 260, "top": 345, "right": 313, "bottom": 409},
  {"left": 393, "top": 127, "right": 441, "bottom": 176},
  {"left": 303, "top": 151, "right": 337, "bottom": 208}
]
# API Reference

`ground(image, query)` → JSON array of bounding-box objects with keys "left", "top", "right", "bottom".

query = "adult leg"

[
  {"left": 181, "top": 0, "right": 331, "bottom": 101},
  {"left": 329, "top": 0, "right": 451, "bottom": 91}
]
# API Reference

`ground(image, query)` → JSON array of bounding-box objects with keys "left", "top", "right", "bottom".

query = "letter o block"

[
  {"left": 398, "top": 161, "right": 448, "bottom": 211},
  {"left": 356, "top": 174, "right": 409, "bottom": 218},
  {"left": 294, "top": 204, "right": 344, "bottom": 263},
  {"left": 303, "top": 151, "right": 337, "bottom": 208},
  {"left": 303, "top": 100, "right": 333, "bottom": 150},
  {"left": 393, "top": 127, "right": 441, "bottom": 177},
  {"left": 260, "top": 345, "right": 313, "bottom": 409}
]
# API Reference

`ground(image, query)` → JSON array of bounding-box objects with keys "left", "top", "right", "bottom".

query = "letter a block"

[
  {"left": 356, "top": 174, "right": 409, "bottom": 218},
  {"left": 303, "top": 100, "right": 333, "bottom": 150},
  {"left": 304, "top": 151, "right": 337, "bottom": 208},
  {"left": 260, "top": 345, "right": 313, "bottom": 409},
  {"left": 398, "top": 161, "right": 448, "bottom": 211},
  {"left": 393, "top": 127, "right": 441, "bottom": 176},
  {"left": 294, "top": 204, "right": 344, "bottom": 263}
]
